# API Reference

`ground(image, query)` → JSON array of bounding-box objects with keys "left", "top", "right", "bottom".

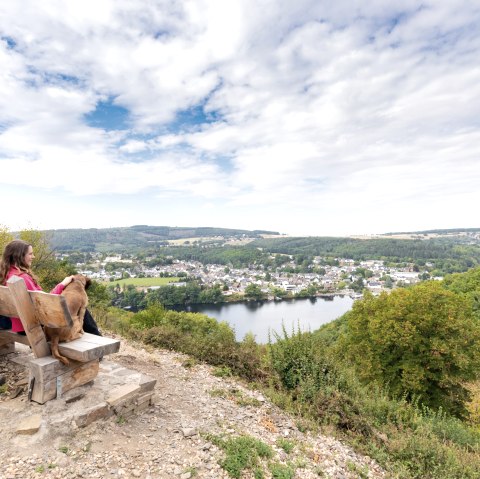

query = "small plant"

[
  {"left": 210, "top": 388, "right": 228, "bottom": 398},
  {"left": 296, "top": 420, "right": 309, "bottom": 433},
  {"left": 346, "top": 461, "right": 369, "bottom": 479},
  {"left": 269, "top": 462, "right": 296, "bottom": 479},
  {"left": 213, "top": 366, "right": 233, "bottom": 377},
  {"left": 206, "top": 433, "right": 273, "bottom": 478},
  {"left": 35, "top": 464, "right": 45, "bottom": 473},
  {"left": 48, "top": 463, "right": 57, "bottom": 469},
  {"left": 116, "top": 415, "right": 126, "bottom": 425},
  {"left": 0, "top": 384, "right": 8, "bottom": 394},
  {"left": 182, "top": 358, "right": 196, "bottom": 369},
  {"left": 209, "top": 388, "right": 262, "bottom": 407},
  {"left": 276, "top": 438, "right": 295, "bottom": 454},
  {"left": 294, "top": 456, "right": 307, "bottom": 468},
  {"left": 234, "top": 393, "right": 262, "bottom": 408},
  {"left": 58, "top": 446, "right": 69, "bottom": 454},
  {"left": 184, "top": 466, "right": 198, "bottom": 477}
]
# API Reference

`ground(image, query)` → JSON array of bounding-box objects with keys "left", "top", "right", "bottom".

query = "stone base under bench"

[{"left": 0, "top": 356, "right": 158, "bottom": 437}]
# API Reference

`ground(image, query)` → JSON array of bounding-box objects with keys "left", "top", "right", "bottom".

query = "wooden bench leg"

[{"left": 29, "top": 357, "right": 100, "bottom": 404}]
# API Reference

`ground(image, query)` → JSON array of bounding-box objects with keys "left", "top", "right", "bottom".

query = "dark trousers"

[
  {"left": 0, "top": 315, "right": 11, "bottom": 330},
  {"left": 83, "top": 309, "right": 102, "bottom": 336}
]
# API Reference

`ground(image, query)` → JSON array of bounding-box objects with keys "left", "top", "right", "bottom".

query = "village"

[{"left": 66, "top": 251, "right": 431, "bottom": 300}]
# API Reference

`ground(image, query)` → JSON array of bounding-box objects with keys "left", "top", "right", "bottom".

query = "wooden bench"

[{"left": 0, "top": 275, "right": 120, "bottom": 403}]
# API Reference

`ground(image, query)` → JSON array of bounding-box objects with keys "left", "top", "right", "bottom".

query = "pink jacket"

[{"left": 5, "top": 266, "right": 65, "bottom": 332}]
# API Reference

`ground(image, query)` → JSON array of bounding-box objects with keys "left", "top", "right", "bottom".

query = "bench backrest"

[
  {"left": 0, "top": 278, "right": 73, "bottom": 328},
  {"left": 0, "top": 284, "right": 17, "bottom": 317},
  {"left": 0, "top": 275, "right": 74, "bottom": 358}
]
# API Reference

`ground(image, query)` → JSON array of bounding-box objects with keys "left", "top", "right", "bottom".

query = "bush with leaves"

[{"left": 340, "top": 282, "right": 480, "bottom": 417}]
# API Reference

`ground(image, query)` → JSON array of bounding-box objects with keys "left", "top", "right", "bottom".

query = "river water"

[{"left": 177, "top": 295, "right": 354, "bottom": 343}]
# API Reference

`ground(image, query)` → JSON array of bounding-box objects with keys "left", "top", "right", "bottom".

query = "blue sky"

[{"left": 0, "top": 1, "right": 479, "bottom": 236}]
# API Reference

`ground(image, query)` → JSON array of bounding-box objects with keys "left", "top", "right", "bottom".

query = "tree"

[
  {"left": 340, "top": 282, "right": 480, "bottom": 417},
  {"left": 244, "top": 284, "right": 265, "bottom": 300},
  {"left": 270, "top": 286, "right": 287, "bottom": 298},
  {"left": 296, "top": 284, "right": 318, "bottom": 298},
  {"left": 0, "top": 225, "right": 14, "bottom": 253},
  {"left": 350, "top": 277, "right": 364, "bottom": 293},
  {"left": 443, "top": 266, "right": 480, "bottom": 319}
]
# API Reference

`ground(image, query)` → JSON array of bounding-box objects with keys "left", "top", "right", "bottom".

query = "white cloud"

[{"left": 0, "top": 1, "right": 479, "bottom": 235}]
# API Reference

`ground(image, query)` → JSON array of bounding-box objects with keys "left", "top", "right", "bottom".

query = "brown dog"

[{"left": 45, "top": 274, "right": 91, "bottom": 366}]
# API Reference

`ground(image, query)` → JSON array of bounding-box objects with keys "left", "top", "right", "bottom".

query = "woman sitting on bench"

[{"left": 0, "top": 240, "right": 101, "bottom": 336}]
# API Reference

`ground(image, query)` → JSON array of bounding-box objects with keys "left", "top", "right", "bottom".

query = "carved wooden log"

[{"left": 29, "top": 356, "right": 100, "bottom": 404}]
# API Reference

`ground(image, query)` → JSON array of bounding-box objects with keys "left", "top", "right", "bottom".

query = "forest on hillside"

[
  {"left": 40, "top": 226, "right": 480, "bottom": 275},
  {"left": 247, "top": 236, "right": 480, "bottom": 273},
  {"left": 43, "top": 225, "right": 280, "bottom": 252}
]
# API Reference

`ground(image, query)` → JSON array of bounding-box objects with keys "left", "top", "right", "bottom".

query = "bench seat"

[
  {"left": 0, "top": 330, "right": 120, "bottom": 362},
  {"left": 57, "top": 332, "right": 120, "bottom": 362}
]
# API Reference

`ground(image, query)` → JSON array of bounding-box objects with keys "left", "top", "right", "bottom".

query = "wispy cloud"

[{"left": 0, "top": 1, "right": 479, "bottom": 234}]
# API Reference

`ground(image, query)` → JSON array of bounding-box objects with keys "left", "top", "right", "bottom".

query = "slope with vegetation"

[
  {"left": 2, "top": 226, "right": 480, "bottom": 478},
  {"left": 93, "top": 267, "right": 480, "bottom": 478},
  {"left": 42, "top": 225, "right": 280, "bottom": 253}
]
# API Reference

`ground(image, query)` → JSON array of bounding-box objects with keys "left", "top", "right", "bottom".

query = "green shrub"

[
  {"left": 207, "top": 434, "right": 273, "bottom": 479},
  {"left": 132, "top": 304, "right": 264, "bottom": 380},
  {"left": 340, "top": 284, "right": 480, "bottom": 417},
  {"left": 269, "top": 462, "right": 295, "bottom": 479}
]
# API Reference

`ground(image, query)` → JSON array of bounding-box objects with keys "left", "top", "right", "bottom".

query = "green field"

[{"left": 106, "top": 277, "right": 181, "bottom": 287}]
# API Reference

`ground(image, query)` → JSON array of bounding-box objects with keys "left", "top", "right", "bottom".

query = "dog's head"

[{"left": 71, "top": 274, "right": 92, "bottom": 290}]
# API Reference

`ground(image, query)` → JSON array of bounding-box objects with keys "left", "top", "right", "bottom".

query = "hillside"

[
  {"left": 40, "top": 225, "right": 281, "bottom": 253},
  {"left": 0, "top": 338, "right": 385, "bottom": 479}
]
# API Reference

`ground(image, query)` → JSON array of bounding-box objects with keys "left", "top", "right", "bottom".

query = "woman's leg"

[
  {"left": 83, "top": 309, "right": 102, "bottom": 336},
  {"left": 0, "top": 315, "right": 12, "bottom": 330}
]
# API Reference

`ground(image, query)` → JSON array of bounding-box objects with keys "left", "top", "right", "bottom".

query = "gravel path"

[{"left": 0, "top": 339, "right": 387, "bottom": 479}]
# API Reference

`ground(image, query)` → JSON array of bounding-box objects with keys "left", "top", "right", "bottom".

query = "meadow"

[{"left": 106, "top": 277, "right": 180, "bottom": 287}]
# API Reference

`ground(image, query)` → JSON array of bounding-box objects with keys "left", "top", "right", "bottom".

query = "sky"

[{"left": 1, "top": 1, "right": 479, "bottom": 237}]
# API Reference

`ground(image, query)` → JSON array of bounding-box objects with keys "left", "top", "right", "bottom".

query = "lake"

[{"left": 176, "top": 295, "right": 354, "bottom": 343}]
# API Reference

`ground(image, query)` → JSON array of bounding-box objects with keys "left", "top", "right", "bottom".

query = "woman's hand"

[{"left": 61, "top": 275, "right": 74, "bottom": 287}]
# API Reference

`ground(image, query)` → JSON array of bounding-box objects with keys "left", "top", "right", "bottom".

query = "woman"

[{"left": 0, "top": 240, "right": 100, "bottom": 335}]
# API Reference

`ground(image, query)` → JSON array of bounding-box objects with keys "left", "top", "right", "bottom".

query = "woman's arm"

[{"left": 50, "top": 275, "right": 74, "bottom": 295}]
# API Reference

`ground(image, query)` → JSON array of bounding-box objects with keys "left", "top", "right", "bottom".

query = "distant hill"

[
  {"left": 42, "top": 225, "right": 281, "bottom": 252},
  {"left": 383, "top": 227, "right": 480, "bottom": 236}
]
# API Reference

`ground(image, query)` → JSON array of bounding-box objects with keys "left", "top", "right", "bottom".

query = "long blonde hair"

[{"left": 0, "top": 239, "right": 39, "bottom": 286}]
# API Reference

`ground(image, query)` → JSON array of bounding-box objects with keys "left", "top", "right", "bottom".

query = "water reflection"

[{"left": 173, "top": 295, "right": 353, "bottom": 344}]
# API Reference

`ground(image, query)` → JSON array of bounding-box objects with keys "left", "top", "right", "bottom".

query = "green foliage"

[
  {"left": 269, "top": 462, "right": 296, "bottom": 479},
  {"left": 128, "top": 304, "right": 265, "bottom": 380},
  {"left": 244, "top": 283, "right": 265, "bottom": 300},
  {"left": 276, "top": 438, "right": 295, "bottom": 454},
  {"left": 45, "top": 225, "right": 278, "bottom": 253},
  {"left": 0, "top": 227, "right": 75, "bottom": 291},
  {"left": 87, "top": 280, "right": 112, "bottom": 309},
  {"left": 207, "top": 434, "right": 273, "bottom": 479},
  {"left": 443, "top": 266, "right": 480, "bottom": 317},
  {"left": 108, "top": 276, "right": 180, "bottom": 287},
  {"left": 268, "top": 325, "right": 343, "bottom": 408},
  {"left": 295, "top": 284, "right": 318, "bottom": 298},
  {"left": 213, "top": 366, "right": 233, "bottom": 378},
  {"left": 0, "top": 225, "right": 14, "bottom": 253},
  {"left": 340, "top": 283, "right": 480, "bottom": 417},
  {"left": 249, "top": 236, "right": 480, "bottom": 274}
]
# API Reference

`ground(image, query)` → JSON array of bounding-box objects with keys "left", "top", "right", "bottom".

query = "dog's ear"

[{"left": 85, "top": 277, "right": 92, "bottom": 290}]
